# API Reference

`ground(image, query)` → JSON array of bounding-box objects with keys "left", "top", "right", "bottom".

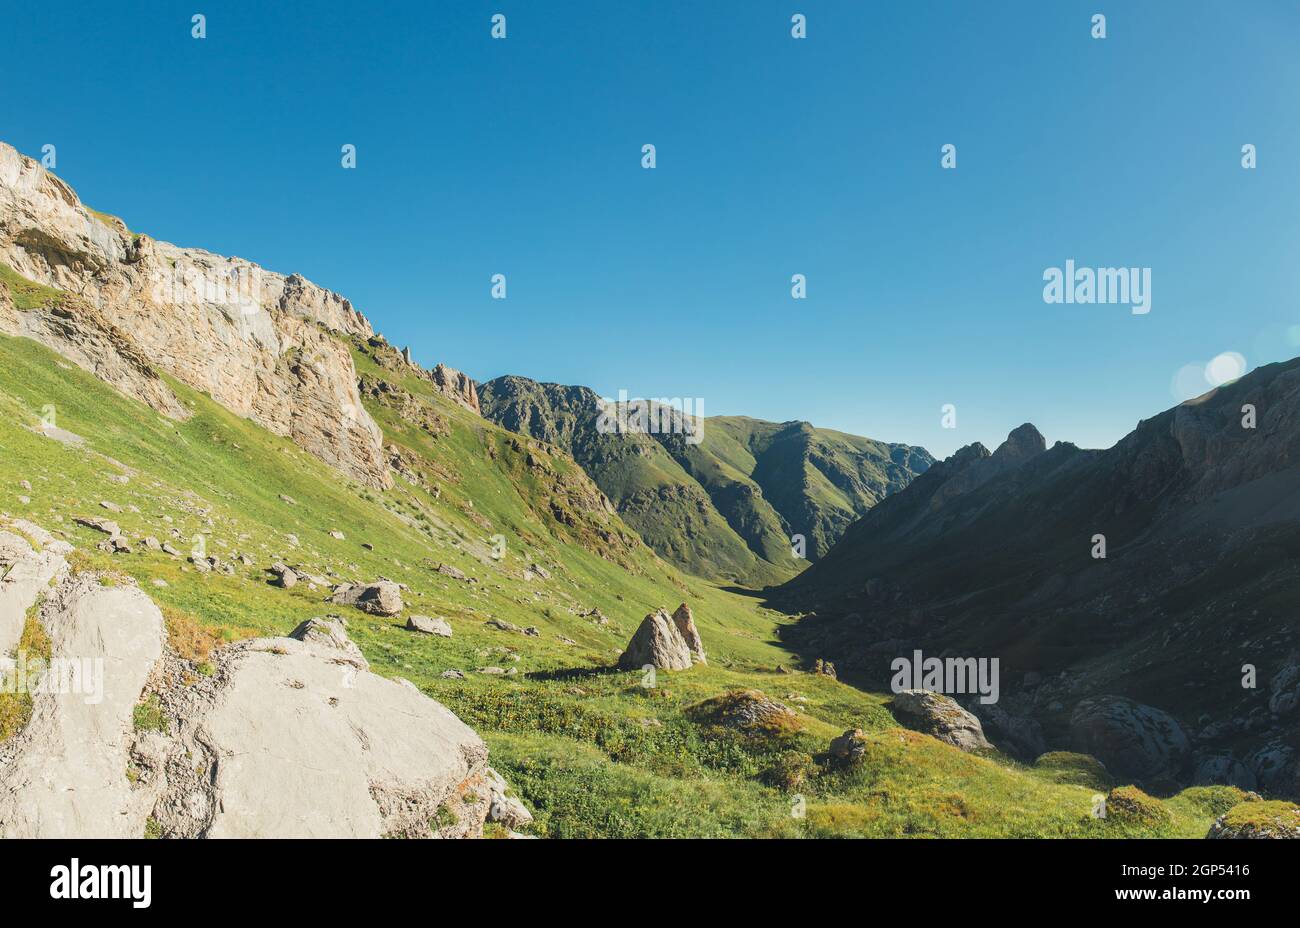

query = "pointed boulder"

[{"left": 618, "top": 609, "right": 693, "bottom": 671}]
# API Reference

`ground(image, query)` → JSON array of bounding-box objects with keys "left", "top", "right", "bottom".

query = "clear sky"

[{"left": 4, "top": 1, "right": 1299, "bottom": 458}]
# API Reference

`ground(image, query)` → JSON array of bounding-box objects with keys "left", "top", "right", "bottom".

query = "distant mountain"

[
  {"left": 780, "top": 360, "right": 1300, "bottom": 795},
  {"left": 478, "top": 376, "right": 932, "bottom": 586}
]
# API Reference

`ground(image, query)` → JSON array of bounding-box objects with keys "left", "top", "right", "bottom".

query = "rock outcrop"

[
  {"left": 0, "top": 571, "right": 164, "bottom": 837},
  {"left": 429, "top": 363, "right": 480, "bottom": 414},
  {"left": 890, "top": 689, "right": 991, "bottom": 753},
  {"left": 0, "top": 529, "right": 66, "bottom": 657},
  {"left": 1069, "top": 696, "right": 1189, "bottom": 784},
  {"left": 0, "top": 527, "right": 518, "bottom": 839},
  {"left": 0, "top": 142, "right": 389, "bottom": 489},
  {"left": 618, "top": 609, "right": 695, "bottom": 671}
]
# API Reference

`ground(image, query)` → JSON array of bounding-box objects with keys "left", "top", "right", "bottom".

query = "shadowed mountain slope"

[{"left": 780, "top": 360, "right": 1300, "bottom": 797}]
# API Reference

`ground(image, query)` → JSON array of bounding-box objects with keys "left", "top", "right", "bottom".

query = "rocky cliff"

[{"left": 0, "top": 142, "right": 390, "bottom": 489}]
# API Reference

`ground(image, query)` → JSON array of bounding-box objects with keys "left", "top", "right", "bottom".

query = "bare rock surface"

[
  {"left": 407, "top": 615, "right": 452, "bottom": 637},
  {"left": 619, "top": 609, "right": 694, "bottom": 671},
  {"left": 148, "top": 616, "right": 492, "bottom": 838},
  {"left": 1069, "top": 695, "right": 1189, "bottom": 783},
  {"left": 0, "top": 529, "right": 67, "bottom": 658},
  {"left": 0, "top": 572, "right": 164, "bottom": 837},
  {"left": 0, "top": 528, "right": 517, "bottom": 840},
  {"left": 331, "top": 580, "right": 403, "bottom": 616},
  {"left": 890, "top": 689, "right": 991, "bottom": 753}
]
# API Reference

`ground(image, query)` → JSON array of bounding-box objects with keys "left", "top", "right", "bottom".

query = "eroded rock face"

[
  {"left": 429, "top": 363, "right": 480, "bottom": 414},
  {"left": 1069, "top": 696, "right": 1189, "bottom": 784},
  {"left": 618, "top": 609, "right": 694, "bottom": 671},
  {"left": 890, "top": 689, "right": 991, "bottom": 753},
  {"left": 0, "top": 142, "right": 389, "bottom": 489},
  {"left": 0, "top": 572, "right": 165, "bottom": 838}
]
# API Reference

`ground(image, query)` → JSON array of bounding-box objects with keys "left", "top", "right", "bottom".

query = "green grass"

[
  {"left": 0, "top": 262, "right": 64, "bottom": 311},
  {"left": 0, "top": 330, "right": 1233, "bottom": 837}
]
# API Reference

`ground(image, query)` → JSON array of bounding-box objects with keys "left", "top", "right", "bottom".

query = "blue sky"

[{"left": 4, "top": 1, "right": 1299, "bottom": 458}]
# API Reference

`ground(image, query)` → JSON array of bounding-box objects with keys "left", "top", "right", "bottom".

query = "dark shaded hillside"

[
  {"left": 779, "top": 359, "right": 1300, "bottom": 798},
  {"left": 478, "top": 376, "right": 932, "bottom": 585}
]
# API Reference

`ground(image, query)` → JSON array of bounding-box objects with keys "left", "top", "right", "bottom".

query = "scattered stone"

[
  {"left": 143, "top": 536, "right": 162, "bottom": 551},
  {"left": 437, "top": 563, "right": 471, "bottom": 582},
  {"left": 485, "top": 767, "right": 533, "bottom": 830},
  {"left": 813, "top": 658, "right": 837, "bottom": 679},
  {"left": 279, "top": 494, "right": 296, "bottom": 505},
  {"left": 523, "top": 626, "right": 540, "bottom": 637},
  {"left": 891, "top": 689, "right": 991, "bottom": 752},
  {"left": 75, "top": 516, "right": 121, "bottom": 538},
  {"left": 407, "top": 615, "right": 452, "bottom": 637},
  {"left": 331, "top": 580, "right": 403, "bottom": 616},
  {"left": 485, "top": 618, "right": 523, "bottom": 634},
  {"left": 440, "top": 669, "right": 466, "bottom": 680},
  {"left": 99, "top": 501, "right": 123, "bottom": 513},
  {"left": 329, "top": 530, "right": 345, "bottom": 540}
]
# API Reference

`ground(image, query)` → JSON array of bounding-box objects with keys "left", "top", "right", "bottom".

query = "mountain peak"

[{"left": 993, "top": 423, "right": 1047, "bottom": 464}]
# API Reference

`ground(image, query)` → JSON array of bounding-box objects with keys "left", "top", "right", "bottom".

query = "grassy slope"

[
  {"left": 702, "top": 416, "right": 932, "bottom": 561},
  {"left": 0, "top": 326, "right": 1233, "bottom": 838}
]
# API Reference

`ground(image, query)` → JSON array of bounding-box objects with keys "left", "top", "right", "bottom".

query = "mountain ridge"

[{"left": 478, "top": 374, "right": 933, "bottom": 585}]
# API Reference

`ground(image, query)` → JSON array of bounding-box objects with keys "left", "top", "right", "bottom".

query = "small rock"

[
  {"left": 829, "top": 728, "right": 870, "bottom": 764},
  {"left": 407, "top": 615, "right": 452, "bottom": 637}
]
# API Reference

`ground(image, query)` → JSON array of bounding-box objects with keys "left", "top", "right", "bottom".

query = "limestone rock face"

[
  {"left": 618, "top": 609, "right": 693, "bottom": 671},
  {"left": 0, "top": 142, "right": 389, "bottom": 489},
  {"left": 0, "top": 529, "right": 67, "bottom": 658},
  {"left": 890, "top": 689, "right": 991, "bottom": 753},
  {"left": 1069, "top": 695, "right": 1189, "bottom": 784},
  {"left": 429, "top": 363, "right": 480, "bottom": 414},
  {"left": 0, "top": 527, "right": 518, "bottom": 839},
  {"left": 149, "top": 619, "right": 491, "bottom": 838},
  {"left": 671, "top": 603, "right": 706, "bottom": 665},
  {"left": 0, "top": 572, "right": 165, "bottom": 838}
]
